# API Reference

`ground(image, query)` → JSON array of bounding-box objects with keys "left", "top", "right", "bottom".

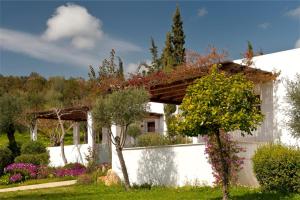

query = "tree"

[
  {"left": 286, "top": 75, "right": 300, "bottom": 139},
  {"left": 161, "top": 32, "right": 175, "bottom": 72},
  {"left": 150, "top": 37, "right": 161, "bottom": 71},
  {"left": 88, "top": 49, "right": 125, "bottom": 93},
  {"left": 92, "top": 88, "right": 149, "bottom": 190},
  {"left": 164, "top": 104, "right": 177, "bottom": 137},
  {"left": 174, "top": 65, "right": 263, "bottom": 200},
  {"left": 138, "top": 38, "right": 161, "bottom": 75},
  {"left": 0, "top": 94, "right": 23, "bottom": 157},
  {"left": 171, "top": 6, "right": 185, "bottom": 65},
  {"left": 45, "top": 77, "right": 69, "bottom": 165}
]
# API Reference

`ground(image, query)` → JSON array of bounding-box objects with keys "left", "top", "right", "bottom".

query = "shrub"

[
  {"left": 127, "top": 124, "right": 142, "bottom": 139},
  {"left": 77, "top": 173, "right": 94, "bottom": 184},
  {"left": 169, "top": 135, "right": 191, "bottom": 145},
  {"left": 137, "top": 133, "right": 168, "bottom": 147},
  {"left": 55, "top": 163, "right": 86, "bottom": 177},
  {"left": 0, "top": 146, "right": 13, "bottom": 175},
  {"left": 21, "top": 141, "right": 47, "bottom": 154},
  {"left": 37, "top": 166, "right": 55, "bottom": 179},
  {"left": 63, "top": 163, "right": 85, "bottom": 170},
  {"left": 137, "top": 133, "right": 191, "bottom": 147},
  {"left": 9, "top": 173, "right": 23, "bottom": 183},
  {"left": 204, "top": 133, "right": 245, "bottom": 185},
  {"left": 15, "top": 153, "right": 49, "bottom": 165},
  {"left": 0, "top": 174, "right": 10, "bottom": 185},
  {"left": 252, "top": 144, "right": 300, "bottom": 193},
  {"left": 4, "top": 163, "right": 38, "bottom": 180}
]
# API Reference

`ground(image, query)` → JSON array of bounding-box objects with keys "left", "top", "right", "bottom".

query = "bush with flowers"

[
  {"left": 55, "top": 163, "right": 86, "bottom": 177},
  {"left": 0, "top": 162, "right": 88, "bottom": 185},
  {"left": 204, "top": 132, "right": 245, "bottom": 185}
]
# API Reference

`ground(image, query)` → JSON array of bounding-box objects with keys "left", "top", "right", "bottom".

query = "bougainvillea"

[
  {"left": 55, "top": 168, "right": 86, "bottom": 177},
  {"left": 9, "top": 173, "right": 23, "bottom": 183},
  {"left": 4, "top": 163, "right": 38, "bottom": 179},
  {"left": 204, "top": 132, "right": 246, "bottom": 185},
  {"left": 55, "top": 163, "right": 86, "bottom": 177}
]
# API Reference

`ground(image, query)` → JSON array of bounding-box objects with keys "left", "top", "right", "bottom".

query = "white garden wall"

[
  {"left": 112, "top": 142, "right": 261, "bottom": 187},
  {"left": 48, "top": 143, "right": 110, "bottom": 167}
]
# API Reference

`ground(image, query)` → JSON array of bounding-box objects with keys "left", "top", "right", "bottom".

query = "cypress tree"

[
  {"left": 118, "top": 57, "right": 124, "bottom": 80},
  {"left": 161, "top": 32, "right": 175, "bottom": 72},
  {"left": 171, "top": 6, "right": 185, "bottom": 66},
  {"left": 247, "top": 41, "right": 254, "bottom": 56},
  {"left": 149, "top": 37, "right": 160, "bottom": 71}
]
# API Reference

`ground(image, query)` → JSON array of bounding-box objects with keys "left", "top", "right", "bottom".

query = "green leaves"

[
  {"left": 175, "top": 65, "right": 263, "bottom": 136},
  {"left": 92, "top": 87, "right": 149, "bottom": 130},
  {"left": 286, "top": 74, "right": 300, "bottom": 139}
]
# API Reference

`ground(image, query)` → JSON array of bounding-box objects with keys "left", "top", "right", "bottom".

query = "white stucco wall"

[
  {"left": 48, "top": 143, "right": 111, "bottom": 167},
  {"left": 112, "top": 142, "right": 261, "bottom": 187},
  {"left": 234, "top": 48, "right": 300, "bottom": 146}
]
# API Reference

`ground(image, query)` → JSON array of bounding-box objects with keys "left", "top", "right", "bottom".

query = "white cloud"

[
  {"left": 0, "top": 28, "right": 99, "bottom": 67},
  {"left": 0, "top": 4, "right": 142, "bottom": 70},
  {"left": 258, "top": 22, "right": 271, "bottom": 29},
  {"left": 295, "top": 38, "right": 300, "bottom": 48},
  {"left": 286, "top": 6, "right": 300, "bottom": 18},
  {"left": 197, "top": 8, "right": 208, "bottom": 17},
  {"left": 43, "top": 4, "right": 103, "bottom": 49},
  {"left": 0, "top": 28, "right": 141, "bottom": 69}
]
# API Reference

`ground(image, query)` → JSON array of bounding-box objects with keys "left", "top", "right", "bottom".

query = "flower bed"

[
  {"left": 0, "top": 162, "right": 87, "bottom": 185},
  {"left": 4, "top": 163, "right": 38, "bottom": 182}
]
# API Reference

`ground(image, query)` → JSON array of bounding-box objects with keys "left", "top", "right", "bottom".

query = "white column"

[
  {"left": 30, "top": 122, "right": 37, "bottom": 141},
  {"left": 192, "top": 137, "right": 198, "bottom": 144},
  {"left": 163, "top": 114, "right": 168, "bottom": 136},
  {"left": 87, "top": 112, "right": 94, "bottom": 146},
  {"left": 73, "top": 122, "right": 80, "bottom": 145}
]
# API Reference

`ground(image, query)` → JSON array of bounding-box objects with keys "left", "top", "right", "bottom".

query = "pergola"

[
  {"left": 148, "top": 61, "right": 275, "bottom": 104},
  {"left": 30, "top": 61, "right": 275, "bottom": 143}
]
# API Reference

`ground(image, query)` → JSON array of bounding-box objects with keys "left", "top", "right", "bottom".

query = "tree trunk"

[
  {"left": 56, "top": 110, "right": 68, "bottom": 165},
  {"left": 7, "top": 124, "right": 19, "bottom": 157},
  {"left": 215, "top": 130, "right": 230, "bottom": 200},
  {"left": 115, "top": 144, "right": 130, "bottom": 190},
  {"left": 7, "top": 124, "right": 16, "bottom": 146}
]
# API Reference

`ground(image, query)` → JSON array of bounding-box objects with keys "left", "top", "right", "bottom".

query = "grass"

[
  {"left": 0, "top": 131, "right": 79, "bottom": 148},
  {"left": 1, "top": 183, "right": 299, "bottom": 200},
  {"left": 0, "top": 177, "right": 75, "bottom": 189}
]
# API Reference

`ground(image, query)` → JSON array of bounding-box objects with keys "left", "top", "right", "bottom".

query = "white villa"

[{"left": 31, "top": 48, "right": 300, "bottom": 187}]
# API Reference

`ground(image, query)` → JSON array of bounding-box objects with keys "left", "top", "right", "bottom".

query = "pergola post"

[
  {"left": 73, "top": 122, "right": 80, "bottom": 145},
  {"left": 30, "top": 120, "right": 37, "bottom": 141},
  {"left": 87, "top": 111, "right": 94, "bottom": 148},
  {"left": 163, "top": 114, "right": 168, "bottom": 136}
]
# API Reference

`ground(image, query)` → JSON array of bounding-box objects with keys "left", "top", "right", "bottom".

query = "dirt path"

[{"left": 0, "top": 180, "right": 77, "bottom": 193}]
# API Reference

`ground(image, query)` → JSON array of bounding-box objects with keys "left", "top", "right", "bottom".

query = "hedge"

[{"left": 252, "top": 144, "right": 300, "bottom": 193}]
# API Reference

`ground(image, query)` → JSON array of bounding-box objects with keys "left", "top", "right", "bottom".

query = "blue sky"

[{"left": 0, "top": 1, "right": 299, "bottom": 78}]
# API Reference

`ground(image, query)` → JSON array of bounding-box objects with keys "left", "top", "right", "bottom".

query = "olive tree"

[
  {"left": 286, "top": 75, "right": 300, "bottom": 139},
  {"left": 175, "top": 65, "right": 263, "bottom": 200},
  {"left": 0, "top": 93, "right": 23, "bottom": 157},
  {"left": 92, "top": 87, "right": 149, "bottom": 190}
]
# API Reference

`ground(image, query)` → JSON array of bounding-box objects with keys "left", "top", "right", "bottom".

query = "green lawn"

[
  {"left": 0, "top": 131, "right": 77, "bottom": 148},
  {"left": 1, "top": 184, "right": 299, "bottom": 200}
]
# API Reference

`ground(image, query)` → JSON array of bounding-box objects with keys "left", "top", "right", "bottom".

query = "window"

[{"left": 147, "top": 121, "right": 155, "bottom": 132}]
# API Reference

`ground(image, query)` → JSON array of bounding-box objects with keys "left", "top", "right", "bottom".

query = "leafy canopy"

[
  {"left": 286, "top": 74, "right": 300, "bottom": 138},
  {"left": 175, "top": 65, "right": 263, "bottom": 136},
  {"left": 0, "top": 93, "right": 23, "bottom": 135},
  {"left": 92, "top": 87, "right": 149, "bottom": 130}
]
